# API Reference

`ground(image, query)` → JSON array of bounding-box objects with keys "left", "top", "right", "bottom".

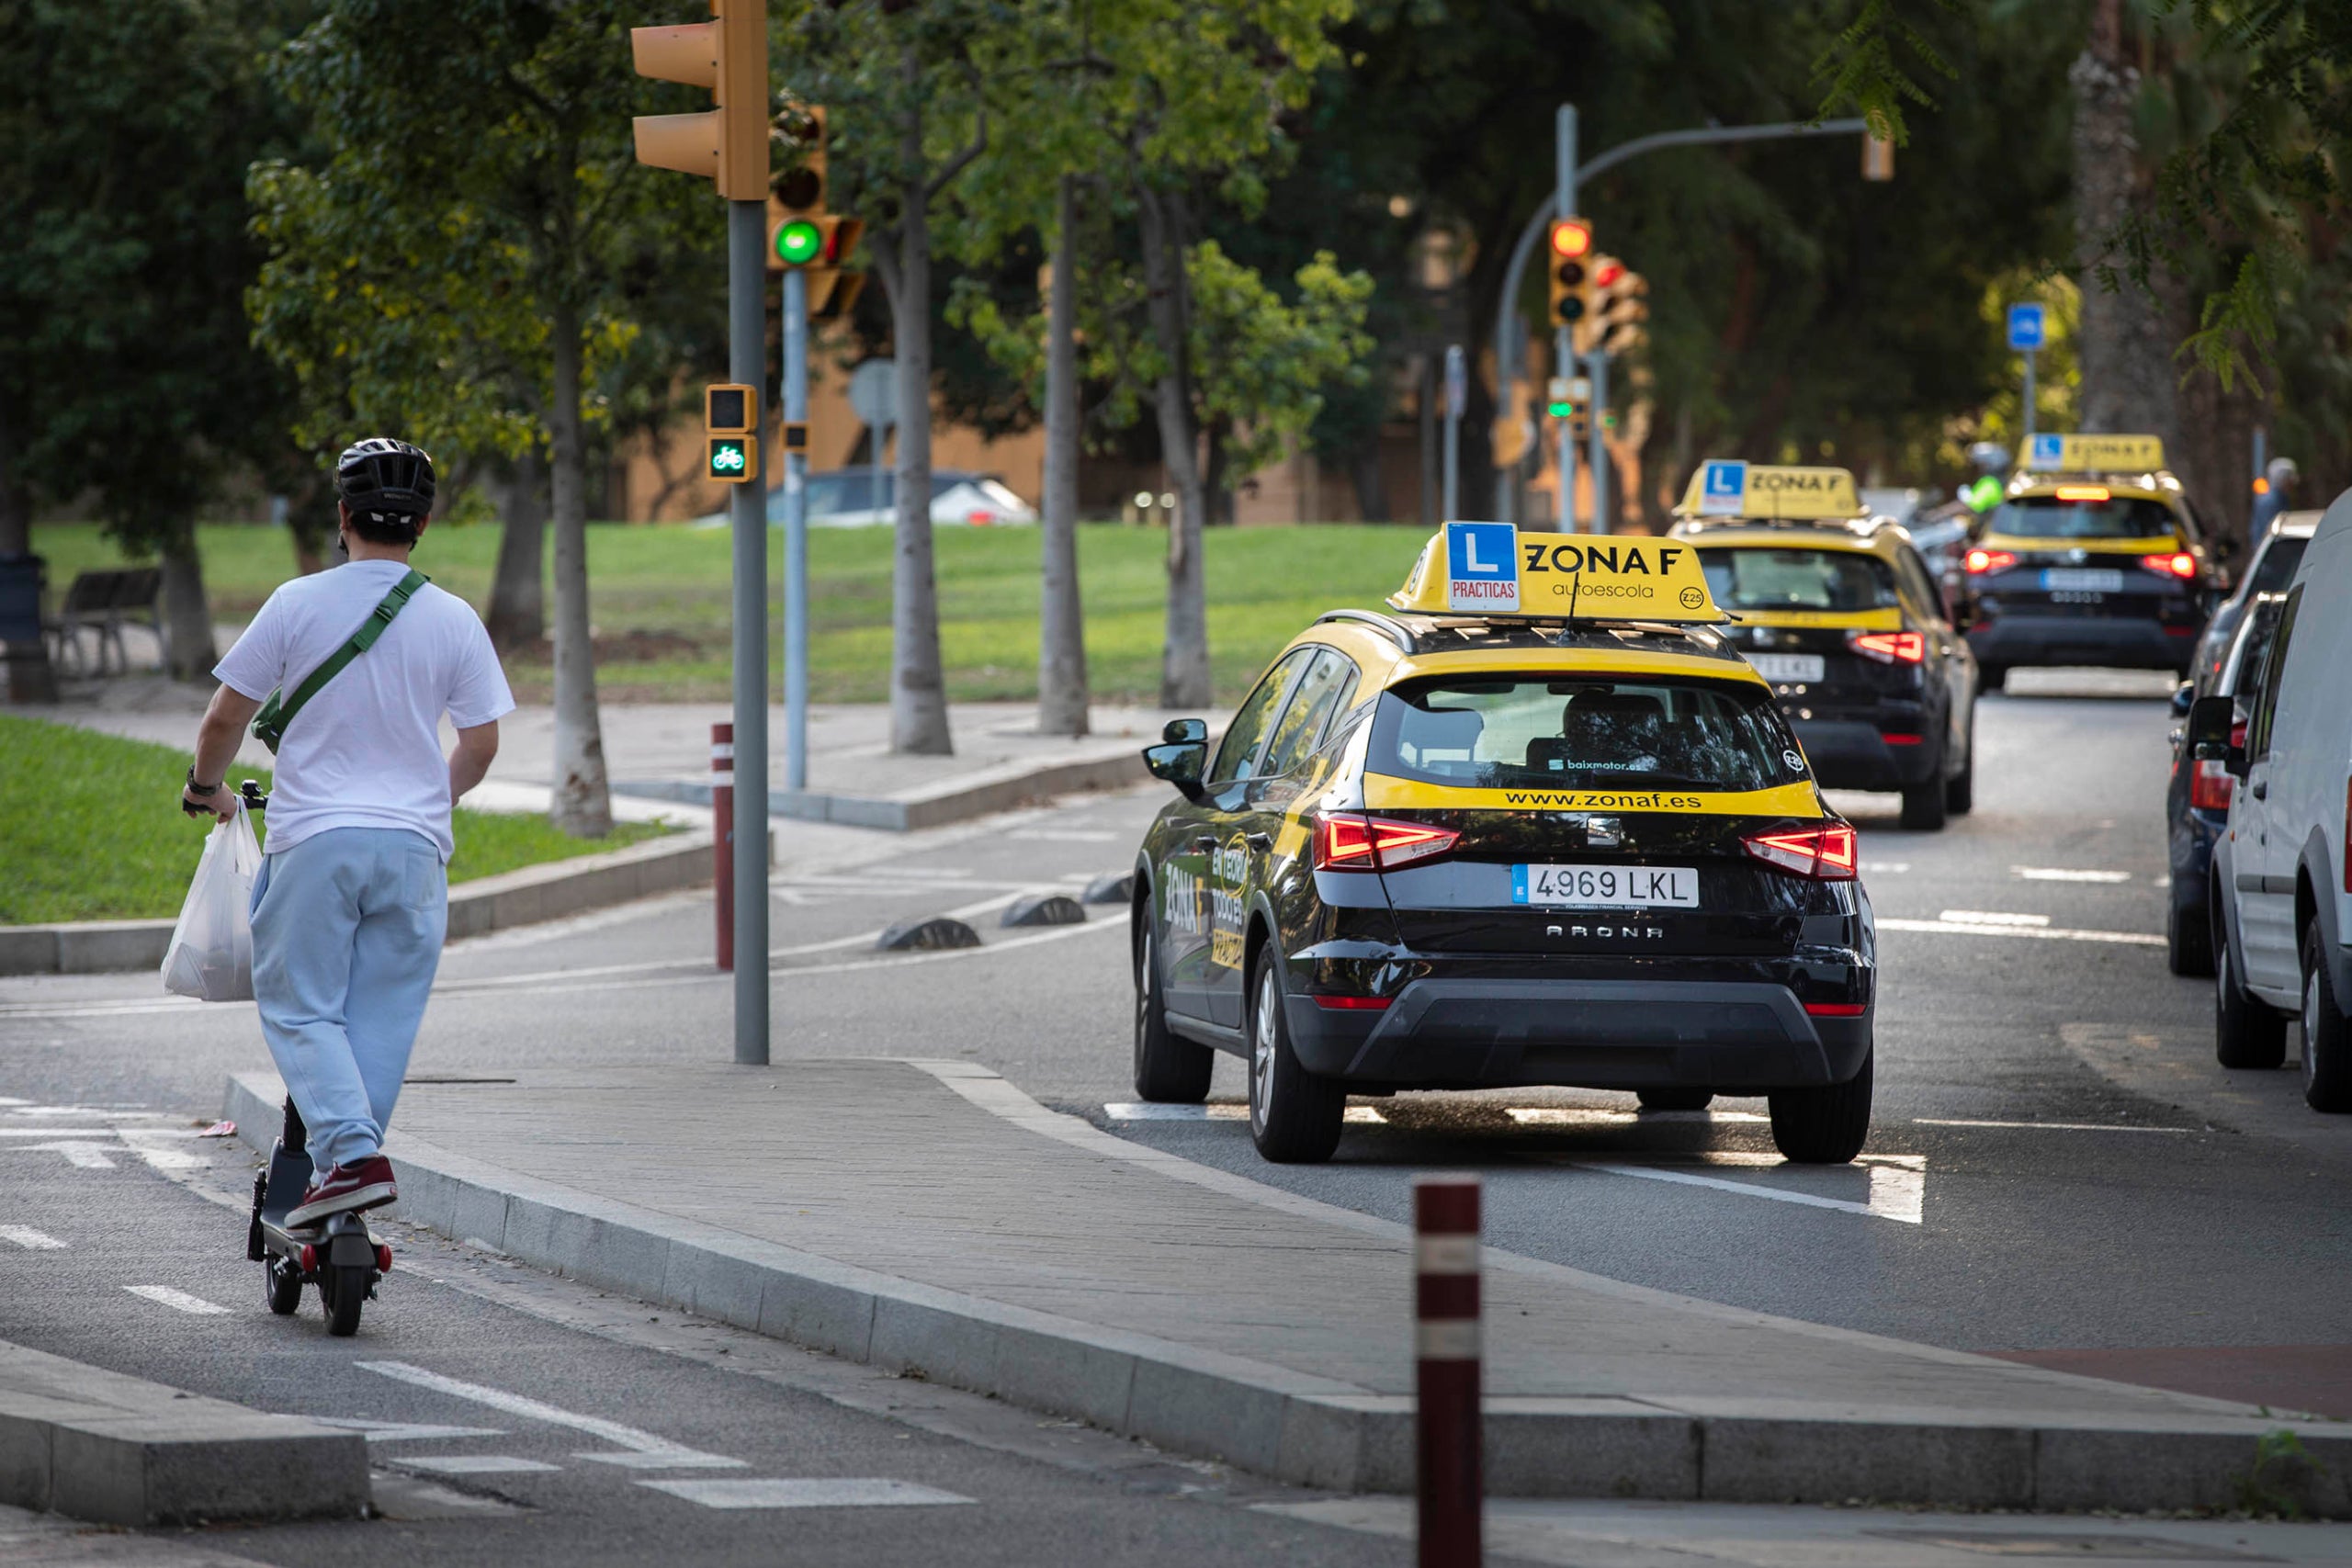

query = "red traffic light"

[
  {"left": 1593, "top": 259, "right": 1625, "bottom": 288},
  {"left": 1548, "top": 219, "right": 1593, "bottom": 260}
]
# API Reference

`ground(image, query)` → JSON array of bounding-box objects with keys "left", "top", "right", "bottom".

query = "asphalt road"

[{"left": 6, "top": 669, "right": 2352, "bottom": 1561}]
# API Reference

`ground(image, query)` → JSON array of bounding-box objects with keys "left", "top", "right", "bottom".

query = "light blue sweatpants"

[{"left": 250, "top": 828, "right": 447, "bottom": 1171}]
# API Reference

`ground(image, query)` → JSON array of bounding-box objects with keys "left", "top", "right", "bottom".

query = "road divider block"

[
  {"left": 875, "top": 917, "right": 983, "bottom": 952},
  {"left": 1001, "top": 894, "right": 1087, "bottom": 929},
  {"left": 1081, "top": 872, "right": 1136, "bottom": 906}
]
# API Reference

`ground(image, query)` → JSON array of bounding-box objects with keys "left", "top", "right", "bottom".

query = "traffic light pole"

[
  {"left": 782, "top": 268, "right": 809, "bottom": 795},
  {"left": 728, "top": 198, "right": 770, "bottom": 1066},
  {"left": 1585, "top": 347, "right": 1611, "bottom": 534},
  {"left": 1555, "top": 105, "right": 1577, "bottom": 531}
]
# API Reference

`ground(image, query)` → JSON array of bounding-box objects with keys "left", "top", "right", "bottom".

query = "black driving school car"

[
  {"left": 1962, "top": 433, "right": 2220, "bottom": 687},
  {"left": 1127, "top": 525, "right": 1877, "bottom": 1167},
  {"left": 1669, "top": 461, "right": 1980, "bottom": 832}
]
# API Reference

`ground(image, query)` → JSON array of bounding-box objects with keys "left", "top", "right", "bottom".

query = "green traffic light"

[
  {"left": 1547, "top": 401, "right": 1575, "bottom": 418},
  {"left": 774, "top": 218, "right": 824, "bottom": 267}
]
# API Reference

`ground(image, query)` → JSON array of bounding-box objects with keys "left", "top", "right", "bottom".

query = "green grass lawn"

[
  {"left": 0, "top": 716, "right": 665, "bottom": 925},
  {"left": 30, "top": 520, "right": 1432, "bottom": 705}
]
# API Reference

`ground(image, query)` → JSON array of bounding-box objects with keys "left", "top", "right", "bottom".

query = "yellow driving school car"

[
  {"left": 1128, "top": 525, "right": 1876, "bottom": 1168},
  {"left": 1963, "top": 434, "right": 2218, "bottom": 686},
  {"left": 1668, "top": 460, "right": 1980, "bottom": 830}
]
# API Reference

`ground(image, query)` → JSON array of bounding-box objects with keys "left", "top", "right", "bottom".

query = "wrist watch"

[{"left": 186, "top": 766, "right": 222, "bottom": 795}]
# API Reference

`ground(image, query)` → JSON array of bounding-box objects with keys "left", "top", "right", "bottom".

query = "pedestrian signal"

[{"left": 707, "top": 435, "right": 758, "bottom": 484}]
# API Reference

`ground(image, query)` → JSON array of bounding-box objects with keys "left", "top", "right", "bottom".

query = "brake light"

[
  {"left": 1314, "top": 994, "right": 1394, "bottom": 1010},
  {"left": 1742, "top": 823, "right": 1859, "bottom": 880},
  {"left": 2189, "top": 719, "right": 2245, "bottom": 813},
  {"left": 1804, "top": 1001, "right": 1868, "bottom": 1017},
  {"left": 2138, "top": 551, "right": 2198, "bottom": 581},
  {"left": 1882, "top": 733, "right": 1924, "bottom": 745},
  {"left": 1849, "top": 629, "right": 1926, "bottom": 664},
  {"left": 1314, "top": 812, "right": 1460, "bottom": 872},
  {"left": 1964, "top": 548, "right": 2017, "bottom": 575},
  {"left": 2055, "top": 484, "right": 2111, "bottom": 502}
]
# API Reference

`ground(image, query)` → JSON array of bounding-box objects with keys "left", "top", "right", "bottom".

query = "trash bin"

[{"left": 0, "top": 554, "right": 43, "bottom": 644}]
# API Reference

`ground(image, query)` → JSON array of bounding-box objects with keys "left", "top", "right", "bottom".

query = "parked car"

[
  {"left": 2163, "top": 592, "right": 2286, "bottom": 976},
  {"left": 690, "top": 468, "right": 1037, "bottom": 529},
  {"left": 2192, "top": 487, "right": 2352, "bottom": 1110},
  {"left": 2184, "top": 509, "right": 2319, "bottom": 687}
]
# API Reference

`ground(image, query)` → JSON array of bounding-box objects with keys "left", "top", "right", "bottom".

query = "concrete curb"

[
  {"left": 222, "top": 1072, "right": 2352, "bottom": 1515},
  {"left": 0, "top": 1337, "right": 368, "bottom": 1526},
  {"left": 1, "top": 829, "right": 750, "bottom": 977},
  {"left": 618, "top": 747, "right": 1148, "bottom": 832}
]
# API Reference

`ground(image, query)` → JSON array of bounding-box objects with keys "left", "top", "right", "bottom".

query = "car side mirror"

[
  {"left": 2187, "top": 694, "right": 2246, "bottom": 776},
  {"left": 1162, "top": 717, "right": 1207, "bottom": 745},
  {"left": 2170, "top": 681, "right": 2195, "bottom": 718},
  {"left": 1144, "top": 740, "right": 1208, "bottom": 802}
]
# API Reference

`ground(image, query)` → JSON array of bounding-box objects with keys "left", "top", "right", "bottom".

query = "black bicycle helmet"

[{"left": 335, "top": 437, "right": 436, "bottom": 525}]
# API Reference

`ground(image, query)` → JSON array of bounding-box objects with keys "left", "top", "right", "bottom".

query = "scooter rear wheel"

[
  {"left": 264, "top": 1258, "right": 301, "bottom": 1315},
  {"left": 322, "top": 1265, "right": 368, "bottom": 1337}
]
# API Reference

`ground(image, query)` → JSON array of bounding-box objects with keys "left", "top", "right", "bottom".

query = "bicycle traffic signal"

[
  {"left": 630, "top": 0, "right": 769, "bottom": 202},
  {"left": 705, "top": 382, "right": 759, "bottom": 484},
  {"left": 1545, "top": 218, "right": 1594, "bottom": 331}
]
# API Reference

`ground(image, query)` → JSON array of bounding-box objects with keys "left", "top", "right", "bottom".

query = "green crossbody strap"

[{"left": 250, "top": 570, "right": 429, "bottom": 754}]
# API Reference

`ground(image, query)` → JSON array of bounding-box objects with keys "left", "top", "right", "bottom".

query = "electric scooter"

[{"left": 230, "top": 780, "right": 392, "bottom": 1337}]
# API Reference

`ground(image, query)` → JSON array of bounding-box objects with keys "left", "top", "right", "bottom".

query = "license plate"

[
  {"left": 1750, "top": 653, "right": 1826, "bottom": 683},
  {"left": 1512, "top": 863, "right": 1699, "bottom": 908},
  {"left": 2040, "top": 568, "right": 2122, "bottom": 593}
]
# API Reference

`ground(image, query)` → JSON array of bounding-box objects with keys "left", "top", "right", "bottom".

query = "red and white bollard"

[
  {"left": 1415, "top": 1173, "right": 1481, "bottom": 1568},
  {"left": 712, "top": 722, "right": 734, "bottom": 973}
]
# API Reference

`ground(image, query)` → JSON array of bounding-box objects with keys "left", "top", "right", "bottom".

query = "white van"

[{"left": 2195, "top": 488, "right": 2352, "bottom": 1111}]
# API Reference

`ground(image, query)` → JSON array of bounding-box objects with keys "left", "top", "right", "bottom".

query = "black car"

[
  {"left": 1129, "top": 604, "right": 1876, "bottom": 1168},
  {"left": 2164, "top": 593, "right": 2287, "bottom": 976}
]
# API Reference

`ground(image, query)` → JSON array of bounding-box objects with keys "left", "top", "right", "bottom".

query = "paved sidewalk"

[{"left": 228, "top": 1062, "right": 2352, "bottom": 1513}]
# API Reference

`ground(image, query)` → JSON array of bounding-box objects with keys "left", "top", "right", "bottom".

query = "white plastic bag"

[{"left": 161, "top": 802, "right": 262, "bottom": 1002}]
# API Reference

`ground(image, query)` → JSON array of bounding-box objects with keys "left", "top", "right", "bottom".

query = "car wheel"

[
  {"left": 1899, "top": 748, "right": 1949, "bottom": 831},
  {"left": 1768, "top": 1048, "right": 1872, "bottom": 1165},
  {"left": 1979, "top": 663, "right": 2007, "bottom": 693},
  {"left": 2213, "top": 918, "right": 2288, "bottom": 1069},
  {"left": 1636, "top": 1089, "right": 1713, "bottom": 1112},
  {"left": 1943, "top": 706, "right": 1975, "bottom": 816},
  {"left": 2301, "top": 923, "right": 2352, "bottom": 1112},
  {"left": 2165, "top": 895, "right": 2214, "bottom": 977},
  {"left": 1247, "top": 950, "right": 1344, "bottom": 1164},
  {"left": 1132, "top": 916, "right": 1211, "bottom": 1103}
]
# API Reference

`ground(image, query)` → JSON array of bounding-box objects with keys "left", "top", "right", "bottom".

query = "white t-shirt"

[{"left": 214, "top": 559, "right": 514, "bottom": 862}]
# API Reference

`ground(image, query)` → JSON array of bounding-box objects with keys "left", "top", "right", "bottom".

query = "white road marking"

[
  {"left": 311, "top": 1419, "right": 509, "bottom": 1443},
  {"left": 4, "top": 1106, "right": 166, "bottom": 1119},
  {"left": 1575, "top": 1154, "right": 1925, "bottom": 1224},
  {"left": 118, "top": 1134, "right": 204, "bottom": 1171},
  {"left": 124, "top": 1284, "right": 231, "bottom": 1314},
  {"left": 0, "top": 1097, "right": 28, "bottom": 1105},
  {"left": 1860, "top": 861, "right": 1910, "bottom": 874},
  {"left": 639, "top": 1478, "right": 974, "bottom": 1509},
  {"left": 0, "top": 1225, "right": 66, "bottom": 1249},
  {"left": 1876, "top": 917, "right": 2164, "bottom": 947},
  {"left": 1009, "top": 828, "right": 1117, "bottom": 841},
  {"left": 398, "top": 1455, "right": 559, "bottom": 1475},
  {"left": 0, "top": 1128, "right": 197, "bottom": 1138},
  {"left": 1916, "top": 1117, "right": 2196, "bottom": 1134},
  {"left": 17, "top": 1141, "right": 116, "bottom": 1169},
  {"left": 356, "top": 1360, "right": 743, "bottom": 1470},
  {"left": 1505, "top": 1107, "right": 1771, "bottom": 1126},
  {"left": 2012, "top": 866, "right": 2132, "bottom": 883},
  {"left": 1103, "top": 1102, "right": 1385, "bottom": 1123},
  {"left": 1937, "top": 909, "right": 2051, "bottom": 928}
]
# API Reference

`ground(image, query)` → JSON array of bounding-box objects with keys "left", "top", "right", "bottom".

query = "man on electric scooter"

[{"left": 182, "top": 439, "right": 513, "bottom": 1227}]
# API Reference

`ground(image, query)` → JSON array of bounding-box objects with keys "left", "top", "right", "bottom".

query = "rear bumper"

[
  {"left": 1968, "top": 615, "right": 2191, "bottom": 671},
  {"left": 1285, "top": 976, "right": 1871, "bottom": 1091},
  {"left": 1791, "top": 718, "right": 1939, "bottom": 791}
]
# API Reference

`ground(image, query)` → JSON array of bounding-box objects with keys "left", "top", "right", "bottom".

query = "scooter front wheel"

[
  {"left": 264, "top": 1258, "right": 302, "bottom": 1315},
  {"left": 322, "top": 1265, "right": 368, "bottom": 1337}
]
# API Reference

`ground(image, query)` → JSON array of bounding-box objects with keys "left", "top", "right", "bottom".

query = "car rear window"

[
  {"left": 1697, "top": 547, "right": 1897, "bottom": 613},
  {"left": 1990, "top": 496, "right": 2177, "bottom": 540},
  {"left": 1369, "top": 676, "right": 1804, "bottom": 794}
]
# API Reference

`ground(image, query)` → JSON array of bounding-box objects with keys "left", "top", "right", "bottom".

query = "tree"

[
  {"left": 250, "top": 0, "right": 716, "bottom": 833},
  {"left": 0, "top": 0, "right": 308, "bottom": 691}
]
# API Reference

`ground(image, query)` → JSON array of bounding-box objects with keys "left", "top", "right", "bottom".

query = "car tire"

[
  {"left": 1768, "top": 1049, "right": 1872, "bottom": 1165},
  {"left": 1899, "top": 753, "right": 1949, "bottom": 831},
  {"left": 2165, "top": 895, "right": 2214, "bottom": 977},
  {"left": 2301, "top": 922, "right": 2352, "bottom": 1112},
  {"left": 1636, "top": 1089, "right": 1713, "bottom": 1112},
  {"left": 1132, "top": 916, "right": 1211, "bottom": 1103},
  {"left": 1979, "top": 663, "right": 2007, "bottom": 692},
  {"left": 2214, "top": 917, "right": 2288, "bottom": 1069},
  {"left": 1247, "top": 949, "right": 1344, "bottom": 1164},
  {"left": 1943, "top": 706, "right": 1976, "bottom": 817}
]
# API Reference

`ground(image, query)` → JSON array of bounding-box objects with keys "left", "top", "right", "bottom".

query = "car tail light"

[
  {"left": 1881, "top": 732, "right": 1924, "bottom": 746},
  {"left": 1314, "top": 812, "right": 1460, "bottom": 872},
  {"left": 1849, "top": 630, "right": 1925, "bottom": 664},
  {"left": 2055, "top": 484, "right": 2111, "bottom": 502},
  {"left": 1742, "top": 823, "right": 1859, "bottom": 880},
  {"left": 1314, "top": 994, "right": 1393, "bottom": 1010},
  {"left": 2138, "top": 551, "right": 2198, "bottom": 581},
  {"left": 2189, "top": 719, "right": 2245, "bottom": 812},
  {"left": 1964, "top": 548, "right": 2017, "bottom": 575},
  {"left": 1804, "top": 1001, "right": 1868, "bottom": 1017}
]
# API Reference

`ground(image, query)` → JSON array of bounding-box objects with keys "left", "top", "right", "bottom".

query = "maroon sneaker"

[{"left": 287, "top": 1155, "right": 398, "bottom": 1226}]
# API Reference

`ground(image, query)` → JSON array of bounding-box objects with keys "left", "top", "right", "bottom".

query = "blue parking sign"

[
  {"left": 1444, "top": 521, "right": 1519, "bottom": 613},
  {"left": 2007, "top": 303, "right": 2046, "bottom": 352},
  {"left": 1697, "top": 459, "right": 1747, "bottom": 515}
]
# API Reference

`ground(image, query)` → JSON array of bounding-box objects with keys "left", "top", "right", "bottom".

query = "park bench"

[{"left": 48, "top": 568, "right": 165, "bottom": 676}]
